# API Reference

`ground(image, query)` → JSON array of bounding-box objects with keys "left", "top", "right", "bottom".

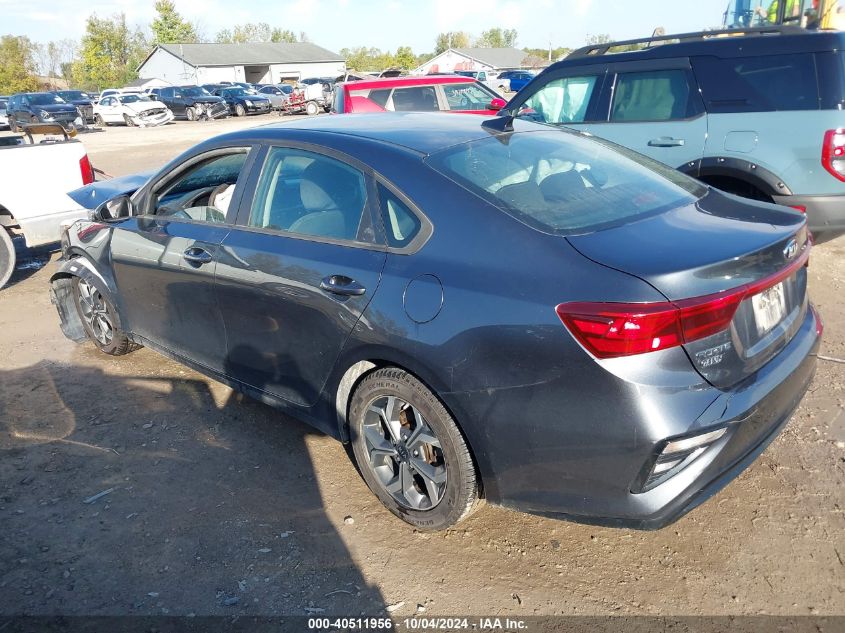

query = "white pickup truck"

[{"left": 0, "top": 124, "right": 92, "bottom": 288}]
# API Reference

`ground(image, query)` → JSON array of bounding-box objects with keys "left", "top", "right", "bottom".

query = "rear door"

[
  {"left": 584, "top": 59, "right": 707, "bottom": 171},
  {"left": 214, "top": 144, "right": 386, "bottom": 408},
  {"left": 109, "top": 145, "right": 257, "bottom": 373}
]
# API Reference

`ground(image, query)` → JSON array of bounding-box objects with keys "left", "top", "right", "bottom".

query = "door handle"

[
  {"left": 320, "top": 275, "right": 366, "bottom": 297},
  {"left": 648, "top": 137, "right": 685, "bottom": 147},
  {"left": 182, "top": 247, "right": 213, "bottom": 265}
]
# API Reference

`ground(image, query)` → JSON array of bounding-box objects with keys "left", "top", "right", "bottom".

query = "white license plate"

[{"left": 751, "top": 282, "right": 786, "bottom": 336}]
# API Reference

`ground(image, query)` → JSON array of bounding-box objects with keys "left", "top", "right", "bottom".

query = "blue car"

[
  {"left": 497, "top": 70, "right": 535, "bottom": 92},
  {"left": 51, "top": 113, "right": 820, "bottom": 531}
]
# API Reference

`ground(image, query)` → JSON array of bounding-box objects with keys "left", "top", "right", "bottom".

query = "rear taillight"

[
  {"left": 557, "top": 244, "right": 811, "bottom": 359},
  {"left": 822, "top": 128, "right": 845, "bottom": 182},
  {"left": 789, "top": 205, "right": 806, "bottom": 213},
  {"left": 79, "top": 154, "right": 94, "bottom": 185}
]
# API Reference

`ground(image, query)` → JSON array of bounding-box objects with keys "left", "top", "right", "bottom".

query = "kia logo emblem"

[{"left": 783, "top": 239, "right": 798, "bottom": 260}]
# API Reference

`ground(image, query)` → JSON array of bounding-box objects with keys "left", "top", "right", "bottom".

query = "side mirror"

[
  {"left": 92, "top": 195, "right": 133, "bottom": 221},
  {"left": 489, "top": 98, "right": 507, "bottom": 111}
]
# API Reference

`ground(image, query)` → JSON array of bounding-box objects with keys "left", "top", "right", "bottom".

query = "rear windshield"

[{"left": 426, "top": 130, "right": 706, "bottom": 235}]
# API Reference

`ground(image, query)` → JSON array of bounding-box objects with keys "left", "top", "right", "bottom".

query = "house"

[
  {"left": 136, "top": 42, "right": 346, "bottom": 86},
  {"left": 125, "top": 77, "right": 173, "bottom": 90},
  {"left": 413, "top": 47, "right": 529, "bottom": 75}
]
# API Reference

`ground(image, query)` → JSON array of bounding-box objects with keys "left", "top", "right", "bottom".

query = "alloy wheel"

[
  {"left": 76, "top": 279, "right": 114, "bottom": 346},
  {"left": 362, "top": 395, "right": 447, "bottom": 510}
]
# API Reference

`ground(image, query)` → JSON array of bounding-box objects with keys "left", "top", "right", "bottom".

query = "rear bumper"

[
  {"left": 449, "top": 304, "right": 821, "bottom": 529},
  {"left": 772, "top": 193, "right": 845, "bottom": 242}
]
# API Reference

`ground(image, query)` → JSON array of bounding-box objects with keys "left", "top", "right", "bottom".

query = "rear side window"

[
  {"left": 516, "top": 75, "right": 599, "bottom": 124},
  {"left": 248, "top": 147, "right": 374, "bottom": 244},
  {"left": 377, "top": 184, "right": 421, "bottom": 248},
  {"left": 693, "top": 54, "right": 819, "bottom": 112},
  {"left": 390, "top": 86, "right": 439, "bottom": 111},
  {"left": 611, "top": 70, "right": 697, "bottom": 122},
  {"left": 426, "top": 131, "right": 706, "bottom": 235}
]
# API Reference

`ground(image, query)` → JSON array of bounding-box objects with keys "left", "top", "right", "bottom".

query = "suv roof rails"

[{"left": 568, "top": 25, "right": 807, "bottom": 59}]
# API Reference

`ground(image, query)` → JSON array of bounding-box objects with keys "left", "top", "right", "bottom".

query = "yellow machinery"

[{"left": 723, "top": 0, "right": 845, "bottom": 29}]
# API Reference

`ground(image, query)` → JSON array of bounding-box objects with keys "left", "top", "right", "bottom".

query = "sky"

[{"left": 1, "top": 0, "right": 732, "bottom": 52}]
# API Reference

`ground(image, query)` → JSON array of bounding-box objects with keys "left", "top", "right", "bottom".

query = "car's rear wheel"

[
  {"left": 235, "top": 104, "right": 245, "bottom": 117},
  {"left": 186, "top": 106, "right": 196, "bottom": 121},
  {"left": 349, "top": 368, "right": 481, "bottom": 530},
  {"left": 305, "top": 100, "right": 319, "bottom": 116},
  {"left": 123, "top": 114, "right": 134, "bottom": 127},
  {"left": 72, "top": 277, "right": 139, "bottom": 355},
  {"left": 0, "top": 228, "right": 15, "bottom": 290}
]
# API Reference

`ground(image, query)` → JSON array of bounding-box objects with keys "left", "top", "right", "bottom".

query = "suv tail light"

[
  {"left": 79, "top": 154, "right": 94, "bottom": 185},
  {"left": 822, "top": 128, "right": 845, "bottom": 182},
  {"left": 556, "top": 243, "right": 811, "bottom": 359}
]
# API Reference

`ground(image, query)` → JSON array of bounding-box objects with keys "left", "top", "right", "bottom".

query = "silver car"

[{"left": 257, "top": 84, "right": 293, "bottom": 110}]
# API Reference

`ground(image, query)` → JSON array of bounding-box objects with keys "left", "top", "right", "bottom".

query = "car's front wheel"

[
  {"left": 72, "top": 277, "right": 139, "bottom": 355},
  {"left": 235, "top": 104, "right": 246, "bottom": 117},
  {"left": 186, "top": 106, "right": 196, "bottom": 121},
  {"left": 349, "top": 368, "right": 481, "bottom": 530},
  {"left": 123, "top": 114, "right": 135, "bottom": 127},
  {"left": 94, "top": 113, "right": 104, "bottom": 126}
]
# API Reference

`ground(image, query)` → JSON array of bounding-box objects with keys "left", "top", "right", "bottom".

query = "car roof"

[
  {"left": 218, "top": 111, "right": 543, "bottom": 155},
  {"left": 552, "top": 29, "right": 845, "bottom": 71},
  {"left": 338, "top": 75, "right": 482, "bottom": 91}
]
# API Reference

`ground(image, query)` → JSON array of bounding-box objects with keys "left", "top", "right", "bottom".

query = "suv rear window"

[
  {"left": 693, "top": 53, "right": 819, "bottom": 112},
  {"left": 426, "top": 130, "right": 706, "bottom": 235}
]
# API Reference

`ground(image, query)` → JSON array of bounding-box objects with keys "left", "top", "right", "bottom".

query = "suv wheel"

[
  {"left": 349, "top": 368, "right": 482, "bottom": 530},
  {"left": 186, "top": 106, "right": 196, "bottom": 121},
  {"left": 9, "top": 117, "right": 18, "bottom": 133}
]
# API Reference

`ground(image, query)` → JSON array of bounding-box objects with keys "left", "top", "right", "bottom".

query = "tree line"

[{"left": 0, "top": 0, "right": 609, "bottom": 94}]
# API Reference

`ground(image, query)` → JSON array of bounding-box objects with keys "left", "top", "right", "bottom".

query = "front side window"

[
  {"left": 442, "top": 82, "right": 497, "bottom": 111},
  {"left": 517, "top": 75, "right": 598, "bottom": 124},
  {"left": 611, "top": 69, "right": 693, "bottom": 122},
  {"left": 153, "top": 150, "right": 250, "bottom": 223},
  {"left": 248, "top": 147, "right": 372, "bottom": 243},
  {"left": 426, "top": 130, "right": 706, "bottom": 235}
]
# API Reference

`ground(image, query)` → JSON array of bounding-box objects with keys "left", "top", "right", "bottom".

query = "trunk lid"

[{"left": 566, "top": 189, "right": 810, "bottom": 387}]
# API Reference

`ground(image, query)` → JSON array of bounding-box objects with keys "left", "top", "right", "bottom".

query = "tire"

[
  {"left": 9, "top": 117, "right": 18, "bottom": 133},
  {"left": 305, "top": 101, "right": 319, "bottom": 116},
  {"left": 235, "top": 104, "right": 246, "bottom": 117},
  {"left": 186, "top": 106, "right": 196, "bottom": 121},
  {"left": 71, "top": 277, "right": 139, "bottom": 355},
  {"left": 94, "top": 114, "right": 104, "bottom": 127},
  {"left": 123, "top": 114, "right": 135, "bottom": 127},
  {"left": 0, "top": 228, "right": 15, "bottom": 290},
  {"left": 349, "top": 367, "right": 481, "bottom": 530}
]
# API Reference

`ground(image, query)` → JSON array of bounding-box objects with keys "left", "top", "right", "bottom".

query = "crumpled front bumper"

[{"left": 134, "top": 109, "right": 175, "bottom": 128}]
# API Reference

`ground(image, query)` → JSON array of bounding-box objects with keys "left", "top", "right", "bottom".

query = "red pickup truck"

[{"left": 331, "top": 75, "right": 507, "bottom": 116}]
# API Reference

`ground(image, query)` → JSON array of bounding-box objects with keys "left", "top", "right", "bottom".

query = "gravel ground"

[{"left": 0, "top": 118, "right": 843, "bottom": 619}]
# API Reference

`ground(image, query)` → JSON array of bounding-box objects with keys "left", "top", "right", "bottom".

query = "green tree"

[
  {"left": 216, "top": 22, "right": 299, "bottom": 43},
  {"left": 434, "top": 31, "right": 470, "bottom": 54},
  {"left": 270, "top": 28, "right": 297, "bottom": 43},
  {"left": 0, "top": 35, "right": 39, "bottom": 94},
  {"left": 72, "top": 13, "right": 148, "bottom": 91},
  {"left": 476, "top": 27, "right": 518, "bottom": 48},
  {"left": 150, "top": 0, "right": 198, "bottom": 45},
  {"left": 394, "top": 46, "right": 416, "bottom": 70}
]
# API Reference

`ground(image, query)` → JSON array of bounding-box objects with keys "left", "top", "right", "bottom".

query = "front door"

[
  {"left": 109, "top": 146, "right": 255, "bottom": 373},
  {"left": 214, "top": 145, "right": 386, "bottom": 408}
]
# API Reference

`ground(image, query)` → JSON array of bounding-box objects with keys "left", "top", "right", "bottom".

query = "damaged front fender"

[{"left": 49, "top": 256, "right": 118, "bottom": 344}]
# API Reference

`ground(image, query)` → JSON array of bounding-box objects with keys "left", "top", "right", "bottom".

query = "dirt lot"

[{"left": 1, "top": 118, "right": 844, "bottom": 620}]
